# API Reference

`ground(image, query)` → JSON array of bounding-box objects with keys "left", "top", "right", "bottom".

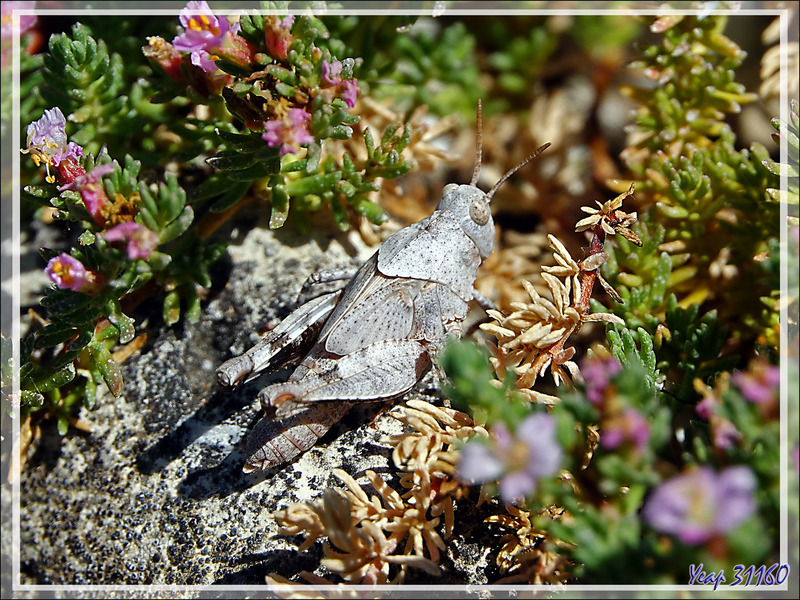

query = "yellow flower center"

[
  {"left": 188, "top": 15, "right": 220, "bottom": 35},
  {"left": 507, "top": 440, "right": 531, "bottom": 472},
  {"left": 53, "top": 261, "right": 75, "bottom": 286},
  {"left": 21, "top": 144, "right": 58, "bottom": 183}
]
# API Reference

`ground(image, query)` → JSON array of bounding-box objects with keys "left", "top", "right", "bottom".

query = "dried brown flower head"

[
  {"left": 485, "top": 504, "right": 570, "bottom": 585},
  {"left": 270, "top": 401, "right": 484, "bottom": 585},
  {"left": 481, "top": 235, "right": 623, "bottom": 393},
  {"left": 575, "top": 184, "right": 641, "bottom": 246},
  {"left": 476, "top": 227, "right": 551, "bottom": 313}
]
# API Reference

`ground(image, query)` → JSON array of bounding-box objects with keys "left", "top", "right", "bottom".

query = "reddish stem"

[{"left": 577, "top": 225, "right": 607, "bottom": 314}]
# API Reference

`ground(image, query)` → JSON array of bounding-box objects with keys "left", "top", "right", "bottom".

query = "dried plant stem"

[
  {"left": 196, "top": 193, "right": 256, "bottom": 241},
  {"left": 541, "top": 223, "right": 611, "bottom": 367},
  {"left": 576, "top": 225, "right": 608, "bottom": 314}
]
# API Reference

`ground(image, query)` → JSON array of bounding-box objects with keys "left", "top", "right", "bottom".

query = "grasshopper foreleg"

[{"left": 296, "top": 268, "right": 358, "bottom": 305}]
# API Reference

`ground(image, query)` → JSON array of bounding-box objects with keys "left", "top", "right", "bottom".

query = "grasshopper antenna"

[
  {"left": 470, "top": 100, "right": 483, "bottom": 186},
  {"left": 485, "top": 142, "right": 551, "bottom": 203}
]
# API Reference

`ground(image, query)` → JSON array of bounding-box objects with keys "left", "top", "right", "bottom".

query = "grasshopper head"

[
  {"left": 438, "top": 183, "right": 495, "bottom": 259},
  {"left": 437, "top": 102, "right": 551, "bottom": 260}
]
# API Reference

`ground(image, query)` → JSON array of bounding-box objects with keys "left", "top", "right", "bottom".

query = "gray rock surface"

[{"left": 10, "top": 206, "right": 502, "bottom": 588}]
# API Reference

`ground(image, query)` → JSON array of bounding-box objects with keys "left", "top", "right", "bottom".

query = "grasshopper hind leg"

[
  {"left": 245, "top": 339, "right": 432, "bottom": 471},
  {"left": 243, "top": 400, "right": 354, "bottom": 472}
]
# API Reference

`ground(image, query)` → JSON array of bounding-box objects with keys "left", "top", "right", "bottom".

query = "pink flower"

[
  {"left": 59, "top": 163, "right": 115, "bottom": 226},
  {"left": 580, "top": 355, "right": 621, "bottom": 405},
  {"left": 23, "top": 108, "right": 84, "bottom": 183},
  {"left": 1, "top": 1, "right": 38, "bottom": 69},
  {"left": 45, "top": 253, "right": 89, "bottom": 292},
  {"left": 458, "top": 413, "right": 562, "bottom": 505},
  {"left": 695, "top": 394, "right": 715, "bottom": 419},
  {"left": 104, "top": 222, "right": 160, "bottom": 260},
  {"left": 320, "top": 59, "right": 358, "bottom": 109},
  {"left": 264, "top": 14, "right": 294, "bottom": 61},
  {"left": 710, "top": 416, "right": 741, "bottom": 451},
  {"left": 321, "top": 59, "right": 343, "bottom": 86},
  {"left": 262, "top": 108, "right": 314, "bottom": 156},
  {"left": 732, "top": 362, "right": 780, "bottom": 405},
  {"left": 643, "top": 466, "right": 756, "bottom": 545},
  {"left": 172, "top": 0, "right": 239, "bottom": 74},
  {"left": 601, "top": 408, "right": 650, "bottom": 453},
  {"left": 342, "top": 79, "right": 358, "bottom": 110}
]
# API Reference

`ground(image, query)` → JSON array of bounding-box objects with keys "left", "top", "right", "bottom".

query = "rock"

[{"left": 11, "top": 207, "right": 500, "bottom": 586}]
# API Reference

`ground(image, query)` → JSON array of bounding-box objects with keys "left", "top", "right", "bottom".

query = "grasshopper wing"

[
  {"left": 323, "top": 278, "right": 424, "bottom": 355},
  {"left": 264, "top": 339, "right": 430, "bottom": 418},
  {"left": 377, "top": 211, "right": 480, "bottom": 302}
]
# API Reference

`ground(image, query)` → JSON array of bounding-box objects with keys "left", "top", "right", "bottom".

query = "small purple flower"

[
  {"left": 104, "top": 222, "right": 160, "bottom": 260},
  {"left": 458, "top": 441, "right": 505, "bottom": 483},
  {"left": 342, "top": 79, "right": 358, "bottom": 110},
  {"left": 321, "top": 59, "right": 343, "bottom": 86},
  {"left": 602, "top": 408, "right": 650, "bottom": 453},
  {"left": 695, "top": 394, "right": 715, "bottom": 419},
  {"left": 642, "top": 466, "right": 756, "bottom": 545},
  {"left": 59, "top": 162, "right": 115, "bottom": 225},
  {"left": 732, "top": 363, "right": 780, "bottom": 405},
  {"left": 580, "top": 355, "right": 621, "bottom": 405},
  {"left": 45, "top": 253, "right": 88, "bottom": 292},
  {"left": 24, "top": 108, "right": 84, "bottom": 183},
  {"left": 173, "top": 0, "right": 239, "bottom": 74},
  {"left": 458, "top": 413, "right": 562, "bottom": 505},
  {"left": 320, "top": 59, "right": 358, "bottom": 109},
  {"left": 711, "top": 417, "right": 741, "bottom": 451},
  {"left": 262, "top": 108, "right": 314, "bottom": 156}
]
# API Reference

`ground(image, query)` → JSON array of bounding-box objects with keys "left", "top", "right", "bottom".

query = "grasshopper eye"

[{"left": 469, "top": 196, "right": 490, "bottom": 226}]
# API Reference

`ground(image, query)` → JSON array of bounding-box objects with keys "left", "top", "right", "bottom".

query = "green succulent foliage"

[
  {"left": 317, "top": 14, "right": 417, "bottom": 80},
  {"left": 78, "top": 15, "right": 177, "bottom": 82},
  {"left": 15, "top": 317, "right": 125, "bottom": 434},
  {"left": 625, "top": 13, "right": 755, "bottom": 154},
  {"left": 598, "top": 272, "right": 735, "bottom": 405},
  {"left": 644, "top": 127, "right": 780, "bottom": 258},
  {"left": 536, "top": 493, "right": 662, "bottom": 584},
  {"left": 18, "top": 147, "right": 220, "bottom": 422},
  {"left": 604, "top": 326, "right": 660, "bottom": 398},
  {"left": 569, "top": 14, "right": 642, "bottom": 61},
  {"left": 3, "top": 44, "right": 43, "bottom": 142},
  {"left": 660, "top": 297, "right": 738, "bottom": 404},
  {"left": 439, "top": 339, "right": 530, "bottom": 430},
  {"left": 36, "top": 22, "right": 165, "bottom": 161},
  {"left": 483, "top": 18, "right": 559, "bottom": 99},
  {"left": 373, "top": 20, "right": 481, "bottom": 118},
  {"left": 160, "top": 233, "right": 226, "bottom": 326},
  {"left": 594, "top": 220, "right": 673, "bottom": 332},
  {"left": 763, "top": 98, "right": 799, "bottom": 215},
  {"left": 620, "top": 13, "right": 780, "bottom": 346}
]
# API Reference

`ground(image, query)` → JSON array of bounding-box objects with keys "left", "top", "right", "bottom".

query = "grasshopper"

[{"left": 217, "top": 104, "right": 550, "bottom": 472}]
